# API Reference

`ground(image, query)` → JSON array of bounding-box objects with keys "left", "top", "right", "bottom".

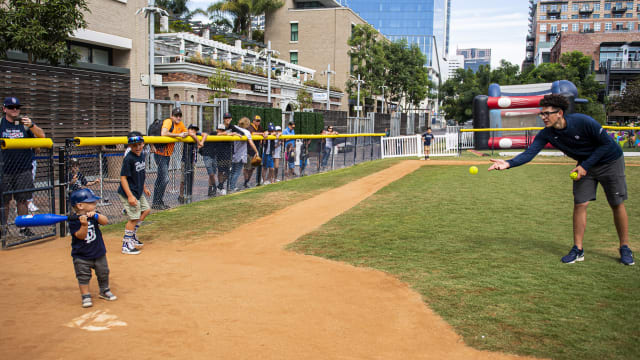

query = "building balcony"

[
  {"left": 526, "top": 45, "right": 535, "bottom": 51},
  {"left": 580, "top": 28, "right": 595, "bottom": 33},
  {"left": 526, "top": 33, "right": 535, "bottom": 41},
  {"left": 547, "top": 30, "right": 559, "bottom": 35},
  {"left": 578, "top": 6, "right": 593, "bottom": 13},
  {"left": 611, "top": 5, "right": 627, "bottom": 13},
  {"left": 547, "top": 9, "right": 561, "bottom": 15}
]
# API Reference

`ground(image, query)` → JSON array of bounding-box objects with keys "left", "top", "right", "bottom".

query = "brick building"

[{"left": 523, "top": 0, "right": 640, "bottom": 67}]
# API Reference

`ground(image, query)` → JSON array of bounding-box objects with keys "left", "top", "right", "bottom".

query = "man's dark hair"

[{"left": 539, "top": 94, "right": 569, "bottom": 112}]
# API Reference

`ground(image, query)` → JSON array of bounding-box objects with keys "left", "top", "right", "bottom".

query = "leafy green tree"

[
  {"left": 347, "top": 24, "right": 387, "bottom": 111},
  {"left": 203, "top": 0, "right": 283, "bottom": 40},
  {"left": 207, "top": 68, "right": 236, "bottom": 99},
  {"left": 296, "top": 87, "right": 312, "bottom": 110},
  {"left": 609, "top": 78, "right": 640, "bottom": 115},
  {"left": 0, "top": 0, "right": 89, "bottom": 65}
]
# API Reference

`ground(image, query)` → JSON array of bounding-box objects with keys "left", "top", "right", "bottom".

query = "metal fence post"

[
  {"left": 58, "top": 146, "right": 67, "bottom": 237},
  {"left": 353, "top": 136, "right": 358, "bottom": 163}
]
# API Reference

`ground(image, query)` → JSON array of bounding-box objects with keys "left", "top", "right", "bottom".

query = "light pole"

[
  {"left": 350, "top": 74, "right": 365, "bottom": 118},
  {"left": 137, "top": 1, "right": 168, "bottom": 128},
  {"left": 259, "top": 41, "right": 278, "bottom": 106},
  {"left": 380, "top": 85, "right": 388, "bottom": 114},
  {"left": 321, "top": 64, "right": 335, "bottom": 110}
]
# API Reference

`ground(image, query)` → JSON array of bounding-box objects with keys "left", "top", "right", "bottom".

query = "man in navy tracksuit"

[{"left": 489, "top": 94, "right": 634, "bottom": 266}]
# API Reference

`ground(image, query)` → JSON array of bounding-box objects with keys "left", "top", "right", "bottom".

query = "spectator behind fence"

[
  {"left": 243, "top": 115, "right": 265, "bottom": 189},
  {"left": 1, "top": 97, "right": 46, "bottom": 238},
  {"left": 321, "top": 125, "right": 338, "bottom": 168},
  {"left": 283, "top": 121, "right": 296, "bottom": 178},
  {"left": 214, "top": 123, "right": 234, "bottom": 195},
  {"left": 68, "top": 188, "right": 114, "bottom": 308},
  {"left": 117, "top": 132, "right": 151, "bottom": 255},
  {"left": 272, "top": 126, "right": 282, "bottom": 182},
  {"left": 200, "top": 122, "right": 218, "bottom": 197},
  {"left": 229, "top": 117, "right": 259, "bottom": 192},
  {"left": 179, "top": 125, "right": 206, "bottom": 203},
  {"left": 261, "top": 124, "right": 278, "bottom": 184},
  {"left": 151, "top": 108, "right": 198, "bottom": 210},
  {"left": 68, "top": 158, "right": 101, "bottom": 193}
]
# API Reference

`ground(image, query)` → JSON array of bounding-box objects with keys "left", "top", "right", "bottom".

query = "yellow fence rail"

[{"left": 0, "top": 138, "right": 54, "bottom": 149}]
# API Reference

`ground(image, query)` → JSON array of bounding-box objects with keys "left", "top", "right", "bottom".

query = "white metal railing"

[{"left": 381, "top": 135, "right": 461, "bottom": 158}]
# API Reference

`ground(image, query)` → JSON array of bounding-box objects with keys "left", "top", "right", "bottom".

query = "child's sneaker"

[
  {"left": 561, "top": 245, "right": 584, "bottom": 263},
  {"left": 132, "top": 233, "right": 144, "bottom": 248},
  {"left": 619, "top": 245, "right": 635, "bottom": 266},
  {"left": 122, "top": 241, "right": 140, "bottom": 255},
  {"left": 82, "top": 294, "right": 93, "bottom": 308},
  {"left": 99, "top": 289, "right": 117, "bottom": 301}
]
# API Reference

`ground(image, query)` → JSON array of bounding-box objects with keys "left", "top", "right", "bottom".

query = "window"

[
  {"left": 290, "top": 51, "right": 298, "bottom": 64},
  {"left": 561, "top": 15, "right": 568, "bottom": 19},
  {"left": 628, "top": 21, "right": 634, "bottom": 29},
  {"left": 581, "top": 14, "right": 591, "bottom": 19},
  {"left": 583, "top": 23, "right": 591, "bottom": 31},
  {"left": 595, "top": 22, "right": 601, "bottom": 31},
  {"left": 627, "top": 2, "right": 634, "bottom": 9},
  {"left": 540, "top": 24, "right": 547, "bottom": 32},
  {"left": 550, "top": 5, "right": 557, "bottom": 11},
  {"left": 561, "top": 23, "right": 569, "bottom": 32},
  {"left": 605, "top": 22, "right": 612, "bottom": 30},
  {"left": 605, "top": 2, "right": 611, "bottom": 10},
  {"left": 540, "top": 15, "right": 547, "bottom": 20},
  {"left": 572, "top": 3, "right": 578, "bottom": 11},
  {"left": 290, "top": 22, "right": 298, "bottom": 42},
  {"left": 550, "top": 15, "right": 557, "bottom": 20},
  {"left": 572, "top": 14, "right": 579, "bottom": 19},
  {"left": 605, "top": 13, "right": 612, "bottom": 18},
  {"left": 562, "top": 4, "right": 568, "bottom": 12},
  {"left": 594, "top": 3, "right": 600, "bottom": 11},
  {"left": 614, "top": 13, "right": 623, "bottom": 18},
  {"left": 616, "top": 22, "right": 624, "bottom": 29},
  {"left": 625, "top": 12, "right": 633, "bottom": 17},
  {"left": 541, "top": 5, "right": 547, "bottom": 12},
  {"left": 550, "top": 24, "right": 558, "bottom": 33},
  {"left": 69, "top": 43, "right": 111, "bottom": 65},
  {"left": 593, "top": 14, "right": 600, "bottom": 18},
  {"left": 573, "top": 23, "right": 579, "bottom": 31}
]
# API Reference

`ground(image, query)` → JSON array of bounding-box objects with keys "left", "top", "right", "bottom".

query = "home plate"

[{"left": 65, "top": 309, "right": 127, "bottom": 332}]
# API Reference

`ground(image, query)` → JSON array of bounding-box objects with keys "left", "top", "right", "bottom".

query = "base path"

[{"left": 0, "top": 161, "right": 541, "bottom": 359}]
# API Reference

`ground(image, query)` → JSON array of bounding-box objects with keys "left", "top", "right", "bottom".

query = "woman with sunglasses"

[
  {"left": 488, "top": 94, "right": 633, "bottom": 266},
  {"left": 1, "top": 97, "right": 46, "bottom": 238}
]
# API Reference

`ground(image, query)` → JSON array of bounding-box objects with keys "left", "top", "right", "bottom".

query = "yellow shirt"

[{"left": 154, "top": 118, "right": 186, "bottom": 157}]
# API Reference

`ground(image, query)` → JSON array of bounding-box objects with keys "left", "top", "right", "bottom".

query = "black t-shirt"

[
  {"left": 0, "top": 117, "right": 34, "bottom": 174},
  {"left": 117, "top": 151, "right": 146, "bottom": 199},
  {"left": 69, "top": 215, "right": 106, "bottom": 260}
]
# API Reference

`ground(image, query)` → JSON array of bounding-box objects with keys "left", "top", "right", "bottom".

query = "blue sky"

[
  {"left": 187, "top": 0, "right": 530, "bottom": 69},
  {"left": 449, "top": 0, "right": 529, "bottom": 68}
]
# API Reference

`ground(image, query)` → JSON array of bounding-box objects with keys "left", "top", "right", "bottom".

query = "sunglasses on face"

[
  {"left": 5, "top": 105, "right": 20, "bottom": 110},
  {"left": 128, "top": 136, "right": 144, "bottom": 144},
  {"left": 538, "top": 110, "right": 560, "bottom": 117}
]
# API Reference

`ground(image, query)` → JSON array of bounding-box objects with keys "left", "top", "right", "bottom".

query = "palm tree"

[{"left": 204, "top": 0, "right": 283, "bottom": 40}]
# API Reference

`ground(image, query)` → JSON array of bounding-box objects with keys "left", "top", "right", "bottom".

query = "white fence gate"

[{"left": 381, "top": 134, "right": 460, "bottom": 158}]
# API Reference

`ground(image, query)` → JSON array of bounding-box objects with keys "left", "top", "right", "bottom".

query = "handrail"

[
  {"left": 73, "top": 133, "right": 387, "bottom": 147},
  {"left": 461, "top": 126, "right": 639, "bottom": 133},
  {"left": 0, "top": 138, "right": 54, "bottom": 149}
]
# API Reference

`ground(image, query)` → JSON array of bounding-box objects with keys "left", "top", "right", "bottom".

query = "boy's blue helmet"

[{"left": 70, "top": 188, "right": 101, "bottom": 206}]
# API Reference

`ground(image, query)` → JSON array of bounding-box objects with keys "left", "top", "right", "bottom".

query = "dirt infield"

[{"left": 0, "top": 160, "right": 541, "bottom": 359}]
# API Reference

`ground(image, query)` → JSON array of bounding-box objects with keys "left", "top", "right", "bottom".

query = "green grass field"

[
  {"left": 290, "top": 162, "right": 640, "bottom": 360},
  {"left": 109, "top": 158, "right": 639, "bottom": 359}
]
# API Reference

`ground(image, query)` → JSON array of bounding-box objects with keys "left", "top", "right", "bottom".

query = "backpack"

[{"left": 147, "top": 119, "right": 174, "bottom": 151}]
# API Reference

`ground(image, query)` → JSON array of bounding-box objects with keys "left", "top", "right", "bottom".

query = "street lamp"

[
  {"left": 380, "top": 85, "right": 388, "bottom": 114},
  {"left": 350, "top": 74, "right": 365, "bottom": 118},
  {"left": 321, "top": 64, "right": 336, "bottom": 110},
  {"left": 259, "top": 41, "right": 279, "bottom": 105},
  {"left": 137, "top": 1, "right": 168, "bottom": 128}
]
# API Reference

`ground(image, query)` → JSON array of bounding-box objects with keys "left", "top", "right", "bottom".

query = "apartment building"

[
  {"left": 524, "top": 0, "right": 640, "bottom": 66},
  {"left": 264, "top": 0, "right": 369, "bottom": 112}
]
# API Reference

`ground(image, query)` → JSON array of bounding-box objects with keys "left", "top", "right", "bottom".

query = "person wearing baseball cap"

[
  {"left": 1, "top": 97, "right": 46, "bottom": 238},
  {"left": 243, "top": 114, "right": 265, "bottom": 188},
  {"left": 283, "top": 120, "right": 296, "bottom": 178},
  {"left": 222, "top": 112, "right": 233, "bottom": 131}
]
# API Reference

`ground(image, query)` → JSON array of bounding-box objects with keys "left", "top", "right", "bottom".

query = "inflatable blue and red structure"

[{"left": 472, "top": 80, "right": 588, "bottom": 150}]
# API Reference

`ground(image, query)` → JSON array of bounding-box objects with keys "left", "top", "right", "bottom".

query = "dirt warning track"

[{"left": 0, "top": 161, "right": 541, "bottom": 359}]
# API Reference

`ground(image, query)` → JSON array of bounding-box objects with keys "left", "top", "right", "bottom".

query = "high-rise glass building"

[{"left": 344, "top": 0, "right": 448, "bottom": 69}]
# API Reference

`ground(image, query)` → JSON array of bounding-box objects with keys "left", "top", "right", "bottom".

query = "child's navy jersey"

[
  {"left": 69, "top": 216, "right": 106, "bottom": 260},
  {"left": 422, "top": 132, "right": 435, "bottom": 146},
  {"left": 117, "top": 151, "right": 146, "bottom": 199}
]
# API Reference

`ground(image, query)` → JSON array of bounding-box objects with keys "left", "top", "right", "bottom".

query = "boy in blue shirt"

[
  {"left": 68, "top": 188, "right": 115, "bottom": 308},
  {"left": 117, "top": 132, "right": 151, "bottom": 255},
  {"left": 489, "top": 94, "right": 634, "bottom": 266}
]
